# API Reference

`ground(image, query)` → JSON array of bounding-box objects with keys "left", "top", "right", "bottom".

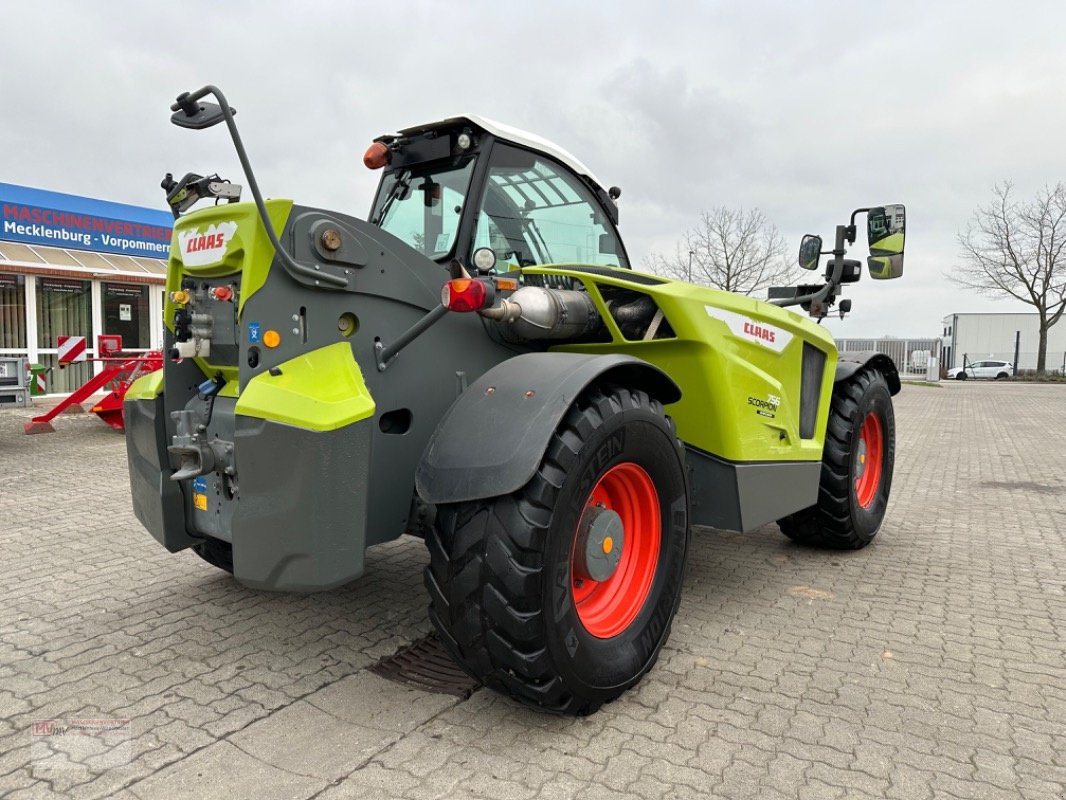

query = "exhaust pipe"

[{"left": 480, "top": 286, "right": 603, "bottom": 340}]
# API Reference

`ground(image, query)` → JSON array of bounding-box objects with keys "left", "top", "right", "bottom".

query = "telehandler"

[{"left": 126, "top": 85, "right": 905, "bottom": 714}]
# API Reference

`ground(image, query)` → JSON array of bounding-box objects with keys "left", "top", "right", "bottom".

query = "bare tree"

[
  {"left": 955, "top": 182, "right": 1066, "bottom": 372},
  {"left": 646, "top": 206, "right": 795, "bottom": 296}
]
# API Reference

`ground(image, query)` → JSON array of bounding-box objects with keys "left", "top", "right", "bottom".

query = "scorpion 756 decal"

[{"left": 747, "top": 393, "right": 781, "bottom": 419}]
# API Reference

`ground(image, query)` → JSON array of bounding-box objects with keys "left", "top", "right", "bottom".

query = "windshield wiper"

[{"left": 372, "top": 169, "right": 411, "bottom": 225}]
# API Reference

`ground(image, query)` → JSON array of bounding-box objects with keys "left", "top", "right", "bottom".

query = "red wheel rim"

[
  {"left": 855, "top": 412, "right": 884, "bottom": 508},
  {"left": 571, "top": 462, "right": 660, "bottom": 639}
]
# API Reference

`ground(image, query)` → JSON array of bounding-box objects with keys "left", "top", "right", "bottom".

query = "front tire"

[
  {"left": 778, "top": 368, "right": 895, "bottom": 549},
  {"left": 424, "top": 385, "right": 689, "bottom": 715},
  {"left": 956, "top": 372, "right": 968, "bottom": 380}
]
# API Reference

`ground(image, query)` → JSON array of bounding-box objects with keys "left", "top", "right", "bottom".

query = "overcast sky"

[{"left": 4, "top": 1, "right": 1065, "bottom": 338}]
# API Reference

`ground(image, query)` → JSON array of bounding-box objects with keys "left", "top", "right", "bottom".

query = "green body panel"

[
  {"left": 235, "top": 342, "right": 376, "bottom": 432},
  {"left": 526, "top": 266, "right": 838, "bottom": 463},
  {"left": 126, "top": 370, "right": 164, "bottom": 402},
  {"left": 164, "top": 199, "right": 293, "bottom": 316},
  {"left": 163, "top": 199, "right": 293, "bottom": 389}
]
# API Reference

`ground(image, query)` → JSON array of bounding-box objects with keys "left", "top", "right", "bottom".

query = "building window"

[
  {"left": 36, "top": 277, "right": 93, "bottom": 394},
  {"left": 0, "top": 273, "right": 27, "bottom": 349},
  {"left": 36, "top": 277, "right": 92, "bottom": 348},
  {"left": 103, "top": 283, "right": 150, "bottom": 349}
]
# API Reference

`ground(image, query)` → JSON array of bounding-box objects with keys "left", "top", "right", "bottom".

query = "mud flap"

[{"left": 415, "top": 352, "right": 680, "bottom": 506}]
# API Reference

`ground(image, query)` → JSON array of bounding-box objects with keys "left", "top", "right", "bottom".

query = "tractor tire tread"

[
  {"left": 778, "top": 367, "right": 891, "bottom": 550},
  {"left": 424, "top": 383, "right": 672, "bottom": 715}
]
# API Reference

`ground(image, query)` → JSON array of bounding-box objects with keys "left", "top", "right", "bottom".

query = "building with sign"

[{"left": 0, "top": 182, "right": 172, "bottom": 392}]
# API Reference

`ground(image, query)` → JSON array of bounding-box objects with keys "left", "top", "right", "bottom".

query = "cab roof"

[{"left": 383, "top": 114, "right": 607, "bottom": 194}]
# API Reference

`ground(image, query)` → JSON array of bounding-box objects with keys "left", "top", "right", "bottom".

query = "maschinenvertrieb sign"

[{"left": 0, "top": 182, "right": 173, "bottom": 258}]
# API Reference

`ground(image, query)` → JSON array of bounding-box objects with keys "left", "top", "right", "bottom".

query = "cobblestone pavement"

[{"left": 1, "top": 382, "right": 1064, "bottom": 800}]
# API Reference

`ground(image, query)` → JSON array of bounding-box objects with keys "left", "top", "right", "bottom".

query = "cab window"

[
  {"left": 371, "top": 157, "right": 475, "bottom": 259},
  {"left": 472, "top": 144, "right": 627, "bottom": 270}
]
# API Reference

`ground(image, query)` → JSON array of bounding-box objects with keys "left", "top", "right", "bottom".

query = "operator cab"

[{"left": 365, "top": 116, "right": 630, "bottom": 275}]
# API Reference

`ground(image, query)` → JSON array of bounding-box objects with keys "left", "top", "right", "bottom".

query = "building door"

[{"left": 102, "top": 283, "right": 150, "bottom": 350}]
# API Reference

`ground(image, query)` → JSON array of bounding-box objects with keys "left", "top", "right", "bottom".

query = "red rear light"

[
  {"left": 363, "top": 142, "right": 391, "bottom": 169},
  {"left": 212, "top": 286, "right": 234, "bottom": 302},
  {"left": 441, "top": 278, "right": 488, "bottom": 312}
]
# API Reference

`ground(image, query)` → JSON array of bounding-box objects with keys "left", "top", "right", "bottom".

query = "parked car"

[{"left": 947, "top": 360, "right": 1013, "bottom": 380}]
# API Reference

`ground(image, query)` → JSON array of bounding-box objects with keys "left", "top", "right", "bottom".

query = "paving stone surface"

[{"left": 1, "top": 382, "right": 1064, "bottom": 799}]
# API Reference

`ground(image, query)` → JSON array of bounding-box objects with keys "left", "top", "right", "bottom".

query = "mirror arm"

[
  {"left": 771, "top": 223, "right": 849, "bottom": 308},
  {"left": 847, "top": 207, "right": 870, "bottom": 243},
  {"left": 170, "top": 85, "right": 347, "bottom": 289}
]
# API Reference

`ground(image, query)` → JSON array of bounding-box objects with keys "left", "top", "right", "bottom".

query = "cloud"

[{"left": 3, "top": 0, "right": 1063, "bottom": 338}]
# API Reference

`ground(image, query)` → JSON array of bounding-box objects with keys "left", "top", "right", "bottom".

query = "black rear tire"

[
  {"left": 192, "top": 538, "right": 234, "bottom": 574},
  {"left": 424, "top": 384, "right": 689, "bottom": 715},
  {"left": 778, "top": 368, "right": 895, "bottom": 549}
]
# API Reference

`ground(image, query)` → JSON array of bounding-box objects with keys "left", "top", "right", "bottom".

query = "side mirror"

[
  {"left": 170, "top": 94, "right": 231, "bottom": 130},
  {"left": 866, "top": 204, "right": 905, "bottom": 279},
  {"left": 798, "top": 234, "right": 822, "bottom": 270}
]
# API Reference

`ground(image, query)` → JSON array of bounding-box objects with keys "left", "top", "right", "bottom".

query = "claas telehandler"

[{"left": 126, "top": 85, "right": 905, "bottom": 714}]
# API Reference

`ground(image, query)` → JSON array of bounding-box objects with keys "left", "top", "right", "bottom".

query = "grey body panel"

[
  {"left": 125, "top": 394, "right": 196, "bottom": 552},
  {"left": 229, "top": 415, "right": 373, "bottom": 591},
  {"left": 128, "top": 391, "right": 374, "bottom": 590},
  {"left": 416, "top": 352, "right": 681, "bottom": 505},
  {"left": 836, "top": 351, "right": 900, "bottom": 395},
  {"left": 266, "top": 210, "right": 524, "bottom": 546},
  {"left": 686, "top": 447, "right": 821, "bottom": 532},
  {"left": 144, "top": 206, "right": 522, "bottom": 589}
]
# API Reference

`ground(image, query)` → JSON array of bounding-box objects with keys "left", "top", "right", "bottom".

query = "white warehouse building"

[{"left": 942, "top": 313, "right": 1066, "bottom": 374}]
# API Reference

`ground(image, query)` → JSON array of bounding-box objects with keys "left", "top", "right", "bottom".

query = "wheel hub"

[
  {"left": 570, "top": 461, "right": 661, "bottom": 639},
  {"left": 854, "top": 412, "right": 884, "bottom": 509},
  {"left": 574, "top": 505, "right": 624, "bottom": 582},
  {"left": 855, "top": 437, "right": 868, "bottom": 479}
]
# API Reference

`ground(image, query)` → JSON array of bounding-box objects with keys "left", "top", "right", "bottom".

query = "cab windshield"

[
  {"left": 472, "top": 144, "right": 628, "bottom": 270},
  {"left": 370, "top": 157, "right": 475, "bottom": 260}
]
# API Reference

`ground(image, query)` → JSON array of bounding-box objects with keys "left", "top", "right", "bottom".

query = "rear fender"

[
  {"left": 835, "top": 351, "right": 901, "bottom": 395},
  {"left": 415, "top": 352, "right": 681, "bottom": 505}
]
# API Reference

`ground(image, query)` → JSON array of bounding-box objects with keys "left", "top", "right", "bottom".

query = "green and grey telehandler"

[{"left": 126, "top": 85, "right": 907, "bottom": 714}]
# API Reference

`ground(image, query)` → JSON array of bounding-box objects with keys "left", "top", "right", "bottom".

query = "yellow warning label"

[{"left": 193, "top": 493, "right": 208, "bottom": 511}]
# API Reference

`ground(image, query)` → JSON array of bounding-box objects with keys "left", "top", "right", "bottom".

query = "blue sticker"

[
  {"left": 248, "top": 322, "right": 261, "bottom": 343},
  {"left": 193, "top": 477, "right": 207, "bottom": 493}
]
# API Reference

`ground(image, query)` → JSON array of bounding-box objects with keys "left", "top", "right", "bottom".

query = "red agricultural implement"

[{"left": 24, "top": 336, "right": 162, "bottom": 434}]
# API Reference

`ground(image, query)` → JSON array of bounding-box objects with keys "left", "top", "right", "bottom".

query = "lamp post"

[{"left": 687, "top": 250, "right": 694, "bottom": 283}]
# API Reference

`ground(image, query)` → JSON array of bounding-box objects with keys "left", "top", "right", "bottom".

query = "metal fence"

[{"left": 834, "top": 338, "right": 943, "bottom": 378}]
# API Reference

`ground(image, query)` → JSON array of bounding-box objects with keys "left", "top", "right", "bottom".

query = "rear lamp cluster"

[{"left": 441, "top": 278, "right": 491, "bottom": 312}]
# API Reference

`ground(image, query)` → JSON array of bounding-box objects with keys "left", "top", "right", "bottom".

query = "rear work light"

[{"left": 441, "top": 278, "right": 491, "bottom": 312}]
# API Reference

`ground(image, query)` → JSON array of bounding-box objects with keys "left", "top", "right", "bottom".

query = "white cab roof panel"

[{"left": 388, "top": 114, "right": 606, "bottom": 193}]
